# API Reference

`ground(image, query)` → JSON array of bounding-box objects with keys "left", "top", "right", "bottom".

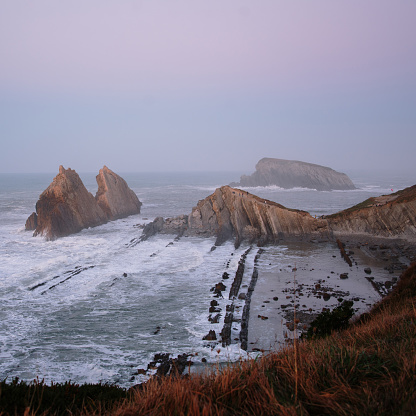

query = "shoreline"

[
  {"left": 246, "top": 237, "right": 415, "bottom": 353},
  {"left": 141, "top": 236, "right": 416, "bottom": 382}
]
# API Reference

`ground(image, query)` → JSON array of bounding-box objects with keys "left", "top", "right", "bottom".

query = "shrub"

[{"left": 304, "top": 300, "right": 354, "bottom": 339}]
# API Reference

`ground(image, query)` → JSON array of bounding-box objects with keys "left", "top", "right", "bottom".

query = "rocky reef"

[
  {"left": 231, "top": 158, "right": 356, "bottom": 191},
  {"left": 141, "top": 184, "right": 416, "bottom": 247},
  {"left": 26, "top": 166, "right": 141, "bottom": 240}
]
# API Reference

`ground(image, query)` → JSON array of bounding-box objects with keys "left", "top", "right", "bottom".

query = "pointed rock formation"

[
  {"left": 26, "top": 166, "right": 141, "bottom": 240},
  {"left": 231, "top": 158, "right": 356, "bottom": 191},
  {"left": 95, "top": 166, "right": 142, "bottom": 220}
]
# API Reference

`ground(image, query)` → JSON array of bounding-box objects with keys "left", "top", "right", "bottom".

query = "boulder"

[{"left": 203, "top": 330, "right": 217, "bottom": 341}]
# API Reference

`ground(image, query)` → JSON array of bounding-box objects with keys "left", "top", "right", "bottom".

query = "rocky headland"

[
  {"left": 25, "top": 166, "right": 141, "bottom": 240},
  {"left": 140, "top": 184, "right": 416, "bottom": 248},
  {"left": 327, "top": 184, "right": 416, "bottom": 242},
  {"left": 140, "top": 185, "right": 330, "bottom": 248},
  {"left": 231, "top": 158, "right": 356, "bottom": 191}
]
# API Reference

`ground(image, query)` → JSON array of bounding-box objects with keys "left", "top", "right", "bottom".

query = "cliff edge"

[
  {"left": 327, "top": 184, "right": 416, "bottom": 241},
  {"left": 232, "top": 158, "right": 356, "bottom": 191},
  {"left": 26, "top": 166, "right": 141, "bottom": 240}
]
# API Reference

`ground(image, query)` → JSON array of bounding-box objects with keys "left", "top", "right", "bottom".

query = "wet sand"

[{"left": 247, "top": 240, "right": 410, "bottom": 352}]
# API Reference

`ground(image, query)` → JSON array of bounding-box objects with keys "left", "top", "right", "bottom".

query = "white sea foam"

[{"left": 0, "top": 171, "right": 412, "bottom": 387}]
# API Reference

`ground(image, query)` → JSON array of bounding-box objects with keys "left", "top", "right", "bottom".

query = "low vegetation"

[
  {"left": 326, "top": 197, "right": 375, "bottom": 218},
  {"left": 302, "top": 300, "right": 354, "bottom": 340},
  {"left": 1, "top": 263, "right": 415, "bottom": 415}
]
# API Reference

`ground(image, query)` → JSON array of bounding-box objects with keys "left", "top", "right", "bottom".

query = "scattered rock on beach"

[{"left": 203, "top": 330, "right": 217, "bottom": 341}]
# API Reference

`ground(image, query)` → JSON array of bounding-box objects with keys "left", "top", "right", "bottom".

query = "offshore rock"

[
  {"left": 95, "top": 166, "right": 142, "bottom": 220},
  {"left": 231, "top": 158, "right": 356, "bottom": 191},
  {"left": 26, "top": 166, "right": 141, "bottom": 240}
]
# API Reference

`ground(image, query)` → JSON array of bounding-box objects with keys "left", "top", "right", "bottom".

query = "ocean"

[{"left": 0, "top": 170, "right": 414, "bottom": 387}]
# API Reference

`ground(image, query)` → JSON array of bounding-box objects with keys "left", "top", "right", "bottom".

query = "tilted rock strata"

[
  {"left": 95, "top": 165, "right": 142, "bottom": 220},
  {"left": 142, "top": 184, "right": 416, "bottom": 247},
  {"left": 232, "top": 158, "right": 356, "bottom": 191},
  {"left": 327, "top": 185, "right": 416, "bottom": 242},
  {"left": 26, "top": 166, "right": 141, "bottom": 240},
  {"left": 143, "top": 186, "right": 331, "bottom": 247}
]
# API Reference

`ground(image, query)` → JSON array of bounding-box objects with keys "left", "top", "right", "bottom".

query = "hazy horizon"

[{"left": 1, "top": 1, "right": 415, "bottom": 176}]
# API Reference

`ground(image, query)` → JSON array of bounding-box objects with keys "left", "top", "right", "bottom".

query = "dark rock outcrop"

[
  {"left": 25, "top": 212, "right": 38, "bottom": 231},
  {"left": 231, "top": 158, "right": 356, "bottom": 191},
  {"left": 25, "top": 166, "right": 141, "bottom": 240}
]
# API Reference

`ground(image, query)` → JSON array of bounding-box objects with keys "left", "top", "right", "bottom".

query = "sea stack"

[
  {"left": 231, "top": 158, "right": 356, "bottom": 191},
  {"left": 95, "top": 165, "right": 142, "bottom": 220},
  {"left": 26, "top": 166, "right": 141, "bottom": 240}
]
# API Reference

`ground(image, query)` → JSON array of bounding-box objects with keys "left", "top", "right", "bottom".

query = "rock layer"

[
  {"left": 327, "top": 185, "right": 416, "bottom": 241},
  {"left": 26, "top": 166, "right": 141, "bottom": 240},
  {"left": 142, "top": 184, "right": 416, "bottom": 247},
  {"left": 143, "top": 186, "right": 331, "bottom": 247},
  {"left": 232, "top": 158, "right": 356, "bottom": 191}
]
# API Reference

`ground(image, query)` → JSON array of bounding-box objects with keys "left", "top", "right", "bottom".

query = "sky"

[{"left": 1, "top": 1, "right": 415, "bottom": 175}]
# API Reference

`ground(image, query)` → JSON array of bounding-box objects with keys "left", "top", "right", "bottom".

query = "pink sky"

[
  {"left": 1, "top": 1, "right": 415, "bottom": 173},
  {"left": 2, "top": 1, "right": 415, "bottom": 94}
]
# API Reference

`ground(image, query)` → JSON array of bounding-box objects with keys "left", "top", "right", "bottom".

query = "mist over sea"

[{"left": 0, "top": 170, "right": 414, "bottom": 387}]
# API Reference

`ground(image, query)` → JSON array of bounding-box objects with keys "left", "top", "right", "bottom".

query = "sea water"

[{"left": 0, "top": 170, "right": 413, "bottom": 387}]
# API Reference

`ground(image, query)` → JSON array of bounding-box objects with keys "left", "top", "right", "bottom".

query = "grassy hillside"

[{"left": 1, "top": 263, "right": 415, "bottom": 415}]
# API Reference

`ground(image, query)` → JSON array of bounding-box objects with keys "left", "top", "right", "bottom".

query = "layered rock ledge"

[
  {"left": 141, "top": 184, "right": 416, "bottom": 247},
  {"left": 141, "top": 186, "right": 331, "bottom": 248},
  {"left": 231, "top": 158, "right": 356, "bottom": 191},
  {"left": 327, "top": 184, "right": 416, "bottom": 241},
  {"left": 25, "top": 166, "right": 142, "bottom": 240}
]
